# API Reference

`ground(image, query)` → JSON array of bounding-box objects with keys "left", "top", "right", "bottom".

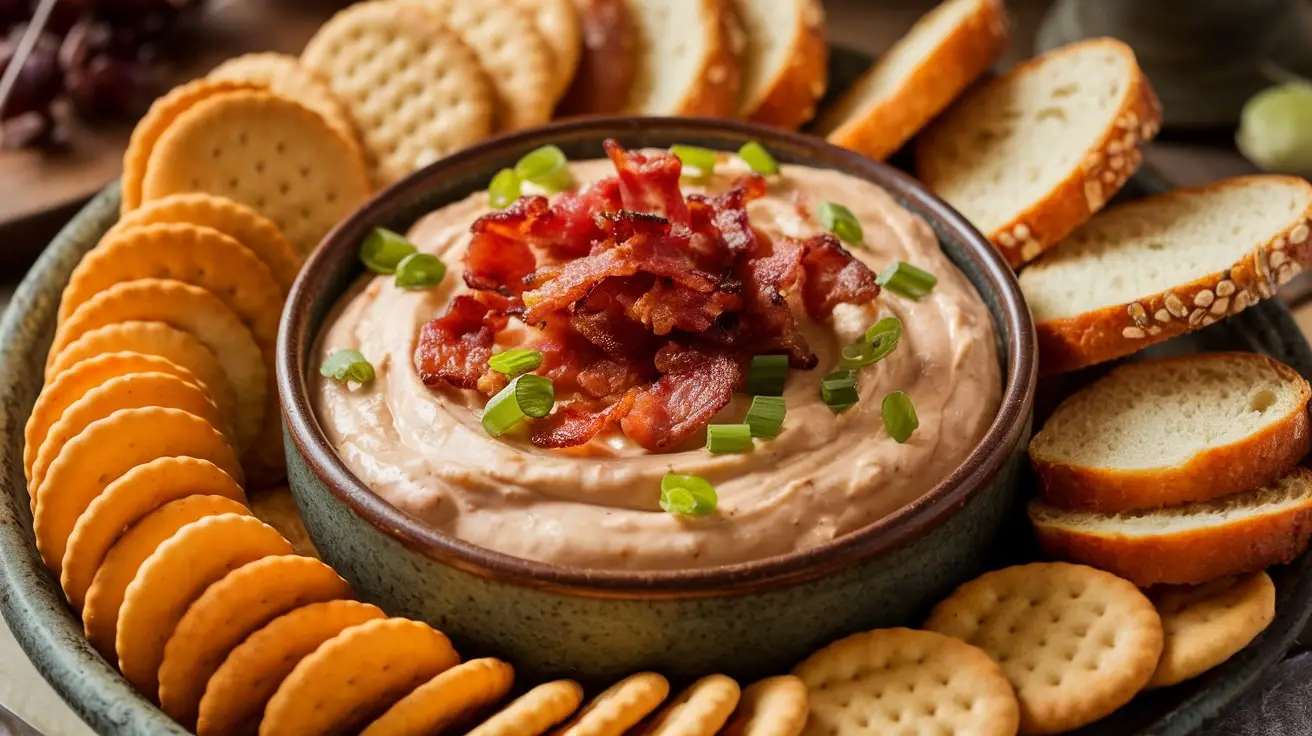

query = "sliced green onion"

[
  {"left": 672, "top": 144, "right": 717, "bottom": 183},
  {"left": 320, "top": 349, "right": 375, "bottom": 385},
  {"left": 488, "top": 167, "right": 522, "bottom": 209},
  {"left": 660, "top": 473, "right": 717, "bottom": 516},
  {"left": 747, "top": 354, "right": 788, "bottom": 396},
  {"left": 359, "top": 228, "right": 417, "bottom": 274},
  {"left": 882, "top": 391, "right": 919, "bottom": 443},
  {"left": 744, "top": 395, "right": 786, "bottom": 439},
  {"left": 738, "top": 141, "right": 779, "bottom": 175},
  {"left": 515, "top": 145, "right": 575, "bottom": 193},
  {"left": 482, "top": 374, "right": 555, "bottom": 437},
  {"left": 394, "top": 253, "right": 446, "bottom": 290},
  {"left": 817, "top": 201, "right": 863, "bottom": 246},
  {"left": 820, "top": 369, "right": 859, "bottom": 413},
  {"left": 838, "top": 316, "right": 903, "bottom": 369},
  {"left": 878, "top": 261, "right": 937, "bottom": 300},
  {"left": 488, "top": 348, "right": 543, "bottom": 377},
  {"left": 706, "top": 424, "right": 753, "bottom": 454}
]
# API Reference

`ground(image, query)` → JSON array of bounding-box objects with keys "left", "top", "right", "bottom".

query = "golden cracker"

[
  {"left": 30, "top": 371, "right": 227, "bottom": 509},
  {"left": 48, "top": 278, "right": 268, "bottom": 475},
  {"left": 513, "top": 0, "right": 582, "bottom": 101},
  {"left": 159, "top": 555, "right": 351, "bottom": 727},
  {"left": 361, "top": 657, "right": 514, "bottom": 736},
  {"left": 925, "top": 562, "right": 1163, "bottom": 735},
  {"left": 301, "top": 1, "right": 493, "bottom": 187},
  {"left": 141, "top": 90, "right": 372, "bottom": 256},
  {"left": 33, "top": 406, "right": 243, "bottom": 575},
  {"left": 196, "top": 600, "right": 387, "bottom": 736},
  {"left": 467, "top": 680, "right": 585, "bottom": 736},
  {"left": 110, "top": 193, "right": 301, "bottom": 293},
  {"left": 721, "top": 676, "right": 809, "bottom": 736},
  {"left": 1147, "top": 571, "right": 1276, "bottom": 689},
  {"left": 260, "top": 617, "right": 460, "bottom": 736},
  {"left": 62, "top": 456, "right": 245, "bottom": 612},
  {"left": 794, "top": 628, "right": 1018, "bottom": 736},
  {"left": 82, "top": 495, "right": 251, "bottom": 660},
  {"left": 556, "top": 672, "right": 670, "bottom": 736},
  {"left": 116, "top": 514, "right": 292, "bottom": 699},
  {"left": 47, "top": 322, "right": 239, "bottom": 448},
  {"left": 249, "top": 486, "right": 319, "bottom": 559},
  {"left": 637, "top": 674, "right": 740, "bottom": 736},
  {"left": 121, "top": 79, "right": 262, "bottom": 213},
  {"left": 207, "top": 53, "right": 358, "bottom": 149}
]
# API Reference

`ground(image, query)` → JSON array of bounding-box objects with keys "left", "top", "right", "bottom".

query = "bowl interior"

[{"left": 279, "top": 116, "right": 1038, "bottom": 595}]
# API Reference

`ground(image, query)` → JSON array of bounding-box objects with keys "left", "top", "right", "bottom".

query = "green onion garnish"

[
  {"left": 672, "top": 144, "right": 717, "bottom": 183},
  {"left": 817, "top": 201, "right": 863, "bottom": 246},
  {"left": 660, "top": 473, "right": 717, "bottom": 516},
  {"left": 738, "top": 141, "right": 779, "bottom": 175},
  {"left": 744, "top": 395, "right": 786, "bottom": 439},
  {"left": 320, "top": 349, "right": 375, "bottom": 385},
  {"left": 821, "top": 369, "right": 859, "bottom": 413},
  {"left": 515, "top": 145, "right": 574, "bottom": 193},
  {"left": 394, "top": 253, "right": 446, "bottom": 290},
  {"left": 488, "top": 348, "right": 543, "bottom": 377},
  {"left": 838, "top": 316, "right": 903, "bottom": 369},
  {"left": 706, "top": 424, "right": 753, "bottom": 454},
  {"left": 878, "top": 261, "right": 937, "bottom": 300},
  {"left": 882, "top": 391, "right": 919, "bottom": 443},
  {"left": 481, "top": 374, "right": 555, "bottom": 437},
  {"left": 747, "top": 354, "right": 788, "bottom": 396},
  {"left": 359, "top": 228, "right": 418, "bottom": 274},
  {"left": 488, "top": 167, "right": 522, "bottom": 209}
]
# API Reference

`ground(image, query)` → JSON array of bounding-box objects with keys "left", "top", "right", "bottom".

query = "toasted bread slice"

[
  {"left": 1030, "top": 353, "right": 1312, "bottom": 513},
  {"left": 1020, "top": 176, "right": 1312, "bottom": 375},
  {"left": 732, "top": 0, "right": 828, "bottom": 129},
  {"left": 816, "top": 0, "right": 1006, "bottom": 159},
  {"left": 557, "top": 0, "right": 637, "bottom": 116},
  {"left": 916, "top": 38, "right": 1162, "bottom": 268},
  {"left": 1029, "top": 467, "right": 1312, "bottom": 586},
  {"left": 624, "top": 0, "right": 740, "bottom": 117}
]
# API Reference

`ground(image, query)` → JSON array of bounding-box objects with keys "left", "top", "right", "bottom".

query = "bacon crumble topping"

[{"left": 415, "top": 140, "right": 881, "bottom": 451}]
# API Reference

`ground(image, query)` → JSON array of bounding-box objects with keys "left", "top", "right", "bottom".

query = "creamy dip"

[{"left": 313, "top": 157, "right": 1002, "bottom": 570}]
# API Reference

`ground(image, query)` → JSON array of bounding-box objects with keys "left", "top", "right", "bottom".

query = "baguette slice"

[
  {"left": 1029, "top": 467, "right": 1312, "bottom": 586},
  {"left": 557, "top": 0, "right": 636, "bottom": 116},
  {"left": 1020, "top": 176, "right": 1312, "bottom": 375},
  {"left": 816, "top": 0, "right": 1007, "bottom": 160},
  {"left": 916, "top": 38, "right": 1162, "bottom": 268},
  {"left": 732, "top": 0, "right": 828, "bottom": 129},
  {"left": 624, "top": 0, "right": 740, "bottom": 117},
  {"left": 1030, "top": 353, "right": 1312, "bottom": 513}
]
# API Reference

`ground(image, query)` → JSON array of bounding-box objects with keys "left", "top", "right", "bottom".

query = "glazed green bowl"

[{"left": 278, "top": 116, "right": 1037, "bottom": 684}]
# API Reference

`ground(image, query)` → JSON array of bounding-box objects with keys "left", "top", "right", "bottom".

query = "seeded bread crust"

[
  {"left": 821, "top": 0, "right": 1007, "bottom": 161},
  {"left": 737, "top": 0, "right": 829, "bottom": 130},
  {"left": 915, "top": 38, "right": 1163, "bottom": 269},
  {"left": 1029, "top": 470, "right": 1312, "bottom": 586},
  {"left": 1031, "top": 353, "right": 1312, "bottom": 513},
  {"left": 1032, "top": 177, "right": 1312, "bottom": 375}
]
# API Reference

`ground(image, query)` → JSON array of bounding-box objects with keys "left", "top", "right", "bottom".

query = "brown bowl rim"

[{"left": 277, "top": 116, "right": 1037, "bottom": 599}]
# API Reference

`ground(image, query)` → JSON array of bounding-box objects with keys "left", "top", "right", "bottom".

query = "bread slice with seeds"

[
  {"left": 915, "top": 38, "right": 1162, "bottom": 268},
  {"left": 624, "top": 0, "right": 740, "bottom": 117},
  {"left": 1020, "top": 175, "right": 1312, "bottom": 375},
  {"left": 732, "top": 0, "right": 828, "bottom": 130},
  {"left": 1030, "top": 353, "right": 1311, "bottom": 513},
  {"left": 1029, "top": 466, "right": 1312, "bottom": 586},
  {"left": 815, "top": 0, "right": 1007, "bottom": 160}
]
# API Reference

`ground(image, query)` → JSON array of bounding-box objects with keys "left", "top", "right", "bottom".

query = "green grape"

[{"left": 1236, "top": 82, "right": 1312, "bottom": 175}]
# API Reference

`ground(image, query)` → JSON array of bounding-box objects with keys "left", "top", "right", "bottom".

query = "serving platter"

[{"left": 0, "top": 44, "right": 1308, "bottom": 736}]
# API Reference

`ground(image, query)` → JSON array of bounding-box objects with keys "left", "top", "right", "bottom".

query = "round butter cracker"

[
  {"left": 638, "top": 674, "right": 740, "bottom": 736},
  {"left": 361, "top": 657, "right": 515, "bottom": 736},
  {"left": 207, "top": 52, "right": 358, "bottom": 149},
  {"left": 555, "top": 672, "right": 670, "bottom": 736},
  {"left": 1147, "top": 571, "right": 1276, "bottom": 689},
  {"left": 467, "top": 680, "right": 585, "bottom": 736},
  {"left": 721, "top": 676, "right": 808, "bottom": 736}
]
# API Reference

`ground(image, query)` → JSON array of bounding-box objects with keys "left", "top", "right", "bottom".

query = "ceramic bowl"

[{"left": 278, "top": 116, "right": 1037, "bottom": 684}]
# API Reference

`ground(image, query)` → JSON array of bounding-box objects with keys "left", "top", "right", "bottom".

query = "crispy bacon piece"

[
  {"left": 465, "top": 198, "right": 540, "bottom": 296},
  {"left": 621, "top": 347, "right": 742, "bottom": 452},
  {"left": 800, "top": 233, "right": 882, "bottom": 319},
  {"left": 733, "top": 236, "right": 814, "bottom": 367},
  {"left": 604, "top": 138, "right": 689, "bottom": 224},
  {"left": 537, "top": 178, "right": 623, "bottom": 258},
  {"left": 535, "top": 314, "right": 649, "bottom": 399},
  {"left": 531, "top": 390, "right": 638, "bottom": 448},
  {"left": 629, "top": 280, "right": 742, "bottom": 335},
  {"left": 415, "top": 294, "right": 509, "bottom": 390}
]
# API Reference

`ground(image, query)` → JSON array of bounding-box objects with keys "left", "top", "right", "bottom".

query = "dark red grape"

[
  {"left": 66, "top": 51, "right": 139, "bottom": 117},
  {"left": 0, "top": 32, "right": 64, "bottom": 120}
]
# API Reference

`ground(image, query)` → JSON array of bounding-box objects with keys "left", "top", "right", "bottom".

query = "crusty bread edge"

[
  {"left": 556, "top": 0, "right": 637, "bottom": 116},
  {"left": 669, "top": 0, "right": 742, "bottom": 117},
  {"left": 825, "top": 0, "right": 1007, "bottom": 161},
  {"left": 1028, "top": 470, "right": 1312, "bottom": 586},
  {"left": 1030, "top": 353, "right": 1312, "bottom": 512},
  {"left": 740, "top": 0, "right": 829, "bottom": 130},
  {"left": 1032, "top": 176, "right": 1312, "bottom": 375}
]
